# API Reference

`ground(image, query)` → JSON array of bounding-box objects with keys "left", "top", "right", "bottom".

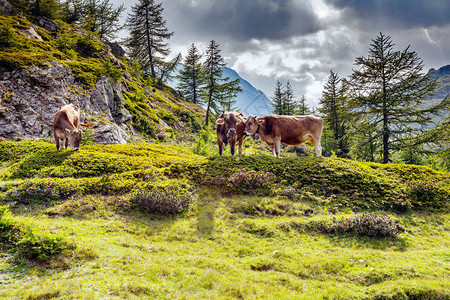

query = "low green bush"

[
  {"left": 16, "top": 228, "right": 67, "bottom": 261},
  {"left": 229, "top": 169, "right": 276, "bottom": 193},
  {"left": 318, "top": 213, "right": 405, "bottom": 238},
  {"left": 0, "top": 206, "right": 67, "bottom": 261},
  {"left": 406, "top": 180, "right": 449, "bottom": 210},
  {"left": 0, "top": 205, "right": 22, "bottom": 246},
  {"left": 132, "top": 186, "right": 192, "bottom": 215}
]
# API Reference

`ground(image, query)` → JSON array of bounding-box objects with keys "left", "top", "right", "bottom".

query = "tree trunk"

[{"left": 205, "top": 90, "right": 213, "bottom": 126}]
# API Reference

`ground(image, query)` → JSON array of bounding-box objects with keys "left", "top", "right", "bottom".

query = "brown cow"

[
  {"left": 216, "top": 111, "right": 247, "bottom": 155},
  {"left": 243, "top": 114, "right": 323, "bottom": 157},
  {"left": 53, "top": 104, "right": 82, "bottom": 151}
]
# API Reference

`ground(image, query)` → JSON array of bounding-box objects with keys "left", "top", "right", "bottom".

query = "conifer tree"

[
  {"left": 9, "top": 0, "right": 61, "bottom": 19},
  {"left": 203, "top": 40, "right": 241, "bottom": 125},
  {"left": 126, "top": 0, "right": 174, "bottom": 79},
  {"left": 61, "top": 0, "right": 124, "bottom": 40},
  {"left": 177, "top": 44, "right": 204, "bottom": 105},
  {"left": 283, "top": 80, "right": 295, "bottom": 115},
  {"left": 296, "top": 95, "right": 311, "bottom": 115},
  {"left": 319, "top": 70, "right": 350, "bottom": 156},
  {"left": 272, "top": 80, "right": 284, "bottom": 115},
  {"left": 349, "top": 32, "right": 448, "bottom": 163}
]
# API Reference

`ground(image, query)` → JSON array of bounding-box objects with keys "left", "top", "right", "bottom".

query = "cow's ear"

[
  {"left": 257, "top": 118, "right": 265, "bottom": 125},
  {"left": 216, "top": 118, "right": 225, "bottom": 125}
]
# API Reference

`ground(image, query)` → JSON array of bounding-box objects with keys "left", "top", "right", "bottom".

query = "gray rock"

[
  {"left": 36, "top": 16, "right": 58, "bottom": 32},
  {"left": 0, "top": 61, "right": 132, "bottom": 144},
  {"left": 0, "top": 0, "right": 18, "bottom": 16}
]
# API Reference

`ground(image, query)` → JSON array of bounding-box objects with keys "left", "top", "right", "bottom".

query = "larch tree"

[
  {"left": 283, "top": 80, "right": 296, "bottom": 115},
  {"left": 272, "top": 80, "right": 284, "bottom": 115},
  {"left": 177, "top": 43, "right": 204, "bottom": 105},
  {"left": 126, "top": 0, "right": 173, "bottom": 80},
  {"left": 349, "top": 32, "right": 448, "bottom": 163},
  {"left": 203, "top": 40, "right": 241, "bottom": 125},
  {"left": 319, "top": 70, "right": 349, "bottom": 156},
  {"left": 296, "top": 95, "right": 311, "bottom": 115}
]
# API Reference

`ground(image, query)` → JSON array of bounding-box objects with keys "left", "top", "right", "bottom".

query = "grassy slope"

[{"left": 0, "top": 141, "right": 449, "bottom": 299}]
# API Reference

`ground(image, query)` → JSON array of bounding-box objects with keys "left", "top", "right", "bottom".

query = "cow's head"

[
  {"left": 65, "top": 128, "right": 82, "bottom": 150},
  {"left": 243, "top": 115, "right": 264, "bottom": 136},
  {"left": 216, "top": 112, "right": 243, "bottom": 138}
]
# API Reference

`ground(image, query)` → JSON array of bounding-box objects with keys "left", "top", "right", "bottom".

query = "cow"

[
  {"left": 243, "top": 114, "right": 324, "bottom": 157},
  {"left": 216, "top": 111, "right": 247, "bottom": 155},
  {"left": 53, "top": 104, "right": 82, "bottom": 151}
]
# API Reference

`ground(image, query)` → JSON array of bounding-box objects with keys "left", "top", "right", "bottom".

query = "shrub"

[
  {"left": 0, "top": 206, "right": 67, "bottom": 261},
  {"left": 0, "top": 205, "right": 21, "bottom": 246},
  {"left": 229, "top": 168, "right": 276, "bottom": 192},
  {"left": 191, "top": 129, "right": 216, "bottom": 157},
  {"left": 319, "top": 213, "right": 405, "bottom": 238},
  {"left": 406, "top": 180, "right": 449, "bottom": 210},
  {"left": 16, "top": 228, "right": 67, "bottom": 261},
  {"left": 132, "top": 186, "right": 192, "bottom": 215},
  {"left": 4, "top": 178, "right": 63, "bottom": 203},
  {"left": 0, "top": 25, "right": 18, "bottom": 48}
]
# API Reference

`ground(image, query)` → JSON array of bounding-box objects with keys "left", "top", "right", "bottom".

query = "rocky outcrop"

[
  {"left": 0, "top": 0, "right": 18, "bottom": 16},
  {"left": 0, "top": 61, "right": 133, "bottom": 144},
  {"left": 36, "top": 16, "right": 58, "bottom": 32}
]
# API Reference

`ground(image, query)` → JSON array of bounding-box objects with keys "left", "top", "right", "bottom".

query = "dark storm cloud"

[
  {"left": 325, "top": 0, "right": 450, "bottom": 29},
  {"left": 164, "top": 0, "right": 322, "bottom": 41}
]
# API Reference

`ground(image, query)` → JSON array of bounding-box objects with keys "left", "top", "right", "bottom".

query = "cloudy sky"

[{"left": 114, "top": 0, "right": 450, "bottom": 109}]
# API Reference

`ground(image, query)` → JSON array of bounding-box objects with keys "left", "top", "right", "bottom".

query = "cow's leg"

[
  {"left": 64, "top": 138, "right": 68, "bottom": 149},
  {"left": 54, "top": 133, "right": 60, "bottom": 150},
  {"left": 312, "top": 134, "right": 322, "bottom": 157},
  {"left": 238, "top": 138, "right": 244, "bottom": 155},
  {"left": 218, "top": 140, "right": 224, "bottom": 156},
  {"left": 230, "top": 137, "right": 236, "bottom": 155},
  {"left": 274, "top": 138, "right": 281, "bottom": 157}
]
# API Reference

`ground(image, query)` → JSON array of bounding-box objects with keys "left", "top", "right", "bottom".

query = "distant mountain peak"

[{"left": 222, "top": 67, "right": 273, "bottom": 116}]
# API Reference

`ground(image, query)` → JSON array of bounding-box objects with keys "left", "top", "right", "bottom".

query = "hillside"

[
  {"left": 428, "top": 65, "right": 450, "bottom": 100},
  {"left": 0, "top": 140, "right": 449, "bottom": 299},
  {"left": 0, "top": 7, "right": 205, "bottom": 143}
]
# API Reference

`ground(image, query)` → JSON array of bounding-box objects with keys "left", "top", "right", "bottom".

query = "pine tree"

[
  {"left": 296, "top": 95, "right": 311, "bottom": 115},
  {"left": 283, "top": 80, "right": 295, "bottom": 115},
  {"left": 203, "top": 40, "right": 242, "bottom": 125},
  {"left": 349, "top": 32, "right": 448, "bottom": 163},
  {"left": 10, "top": 0, "right": 61, "bottom": 19},
  {"left": 156, "top": 52, "right": 182, "bottom": 85},
  {"left": 61, "top": 0, "right": 124, "bottom": 40},
  {"left": 177, "top": 44, "right": 204, "bottom": 105},
  {"left": 126, "top": 0, "right": 174, "bottom": 79},
  {"left": 319, "top": 70, "right": 351, "bottom": 157},
  {"left": 272, "top": 80, "right": 284, "bottom": 115},
  {"left": 217, "top": 79, "right": 242, "bottom": 112}
]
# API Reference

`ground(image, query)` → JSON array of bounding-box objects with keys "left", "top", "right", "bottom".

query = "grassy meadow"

[{"left": 0, "top": 140, "right": 449, "bottom": 299}]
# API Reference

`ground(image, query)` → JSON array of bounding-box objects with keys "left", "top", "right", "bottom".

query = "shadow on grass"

[
  {"left": 195, "top": 190, "right": 221, "bottom": 238},
  {"left": 324, "top": 234, "right": 408, "bottom": 251}
]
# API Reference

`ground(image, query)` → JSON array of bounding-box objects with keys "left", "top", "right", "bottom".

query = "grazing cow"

[
  {"left": 53, "top": 104, "right": 82, "bottom": 151},
  {"left": 216, "top": 111, "right": 247, "bottom": 155},
  {"left": 243, "top": 114, "right": 323, "bottom": 157}
]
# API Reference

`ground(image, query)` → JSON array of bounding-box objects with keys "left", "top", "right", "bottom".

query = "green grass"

[{"left": 0, "top": 140, "right": 449, "bottom": 299}]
